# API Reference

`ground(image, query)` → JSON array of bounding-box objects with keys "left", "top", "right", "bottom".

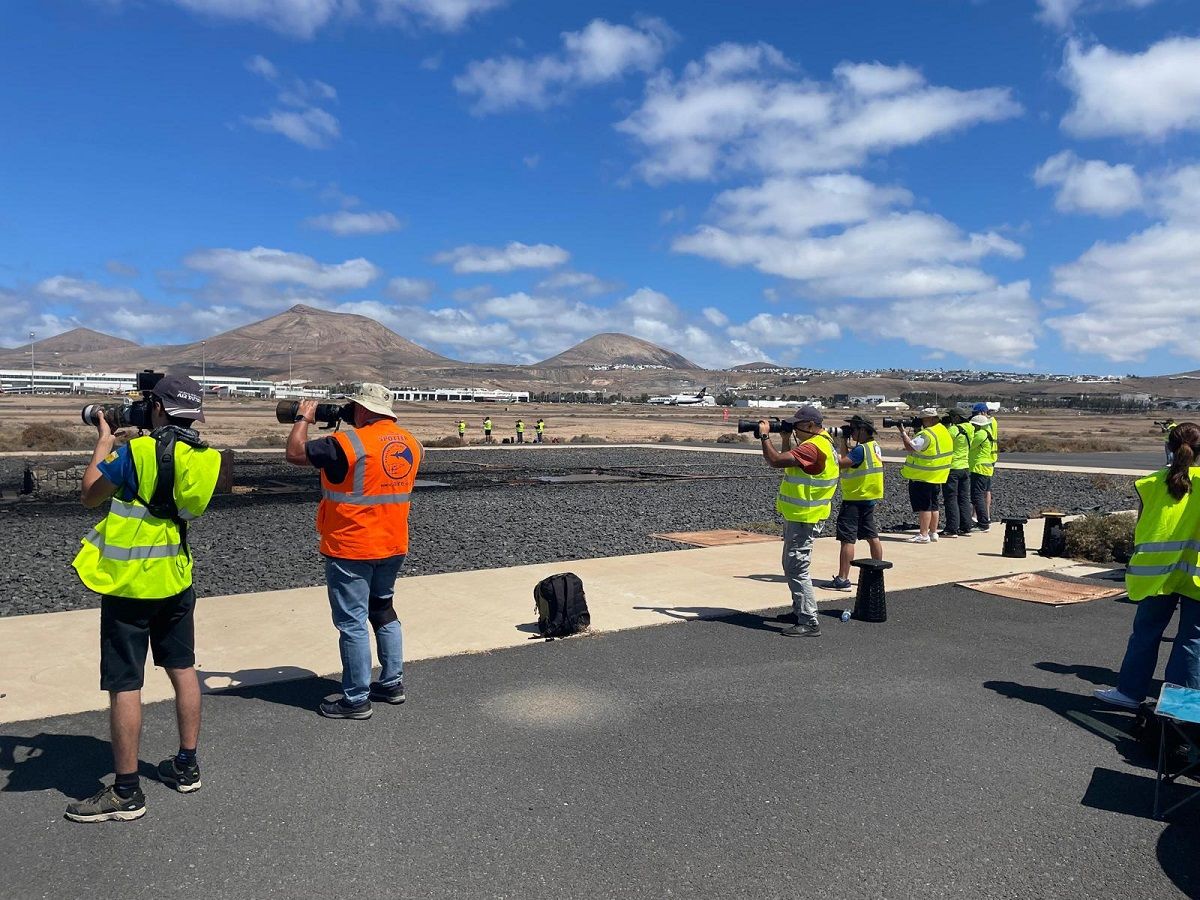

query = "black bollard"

[
  {"left": 1001, "top": 517, "right": 1029, "bottom": 558},
  {"left": 851, "top": 558, "right": 894, "bottom": 622},
  {"left": 1038, "top": 512, "right": 1067, "bottom": 557}
]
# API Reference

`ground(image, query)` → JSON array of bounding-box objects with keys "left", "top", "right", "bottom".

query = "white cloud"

[
  {"left": 1036, "top": 0, "right": 1160, "bottom": 30},
  {"left": 244, "top": 56, "right": 340, "bottom": 148},
  {"left": 334, "top": 301, "right": 517, "bottom": 360},
  {"left": 727, "top": 312, "right": 840, "bottom": 346},
  {"left": 705, "top": 174, "right": 912, "bottom": 236},
  {"left": 105, "top": 260, "right": 140, "bottom": 278},
  {"left": 163, "top": 0, "right": 504, "bottom": 38},
  {"left": 535, "top": 270, "right": 618, "bottom": 296},
  {"left": 455, "top": 17, "right": 675, "bottom": 113},
  {"left": 846, "top": 282, "right": 1040, "bottom": 366},
  {"left": 617, "top": 42, "right": 1020, "bottom": 182},
  {"left": 304, "top": 210, "right": 403, "bottom": 235},
  {"left": 375, "top": 0, "right": 507, "bottom": 32},
  {"left": 701, "top": 307, "right": 728, "bottom": 328},
  {"left": 36, "top": 276, "right": 142, "bottom": 306},
  {"left": 1033, "top": 151, "right": 1143, "bottom": 216},
  {"left": 184, "top": 246, "right": 381, "bottom": 290},
  {"left": 1061, "top": 37, "right": 1200, "bottom": 140},
  {"left": 433, "top": 241, "right": 570, "bottom": 274},
  {"left": 387, "top": 277, "right": 436, "bottom": 301}
]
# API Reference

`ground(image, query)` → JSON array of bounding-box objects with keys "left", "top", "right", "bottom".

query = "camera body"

[
  {"left": 737, "top": 417, "right": 794, "bottom": 438},
  {"left": 80, "top": 369, "right": 165, "bottom": 430},
  {"left": 882, "top": 416, "right": 922, "bottom": 430},
  {"left": 275, "top": 399, "right": 352, "bottom": 430}
]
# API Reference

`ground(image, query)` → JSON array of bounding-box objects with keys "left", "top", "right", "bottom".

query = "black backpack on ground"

[{"left": 533, "top": 573, "right": 590, "bottom": 639}]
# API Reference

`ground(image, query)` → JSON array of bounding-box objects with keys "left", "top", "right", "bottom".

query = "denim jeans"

[
  {"left": 325, "top": 555, "right": 406, "bottom": 705},
  {"left": 782, "top": 521, "right": 821, "bottom": 627},
  {"left": 970, "top": 473, "right": 992, "bottom": 528},
  {"left": 1117, "top": 594, "right": 1200, "bottom": 702},
  {"left": 943, "top": 469, "right": 972, "bottom": 535}
]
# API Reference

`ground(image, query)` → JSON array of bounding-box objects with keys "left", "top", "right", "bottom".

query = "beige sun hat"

[{"left": 346, "top": 382, "right": 396, "bottom": 419}]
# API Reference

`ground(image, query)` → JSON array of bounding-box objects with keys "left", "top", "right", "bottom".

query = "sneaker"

[
  {"left": 781, "top": 623, "right": 822, "bottom": 637},
  {"left": 1094, "top": 688, "right": 1140, "bottom": 710},
  {"left": 829, "top": 576, "right": 852, "bottom": 592},
  {"left": 319, "top": 698, "right": 373, "bottom": 719},
  {"left": 157, "top": 756, "right": 201, "bottom": 793},
  {"left": 929, "top": 532, "right": 939, "bottom": 543},
  {"left": 975, "top": 523, "right": 990, "bottom": 532},
  {"left": 906, "top": 534, "right": 930, "bottom": 544},
  {"left": 941, "top": 532, "right": 958, "bottom": 539},
  {"left": 65, "top": 784, "right": 146, "bottom": 823},
  {"left": 369, "top": 680, "right": 406, "bottom": 705},
  {"left": 958, "top": 531, "right": 973, "bottom": 537}
]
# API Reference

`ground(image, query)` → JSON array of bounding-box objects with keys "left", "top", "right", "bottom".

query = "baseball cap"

[
  {"left": 346, "top": 382, "right": 396, "bottom": 419},
  {"left": 972, "top": 403, "right": 989, "bottom": 413},
  {"left": 151, "top": 374, "right": 205, "bottom": 422},
  {"left": 784, "top": 404, "right": 823, "bottom": 426}
]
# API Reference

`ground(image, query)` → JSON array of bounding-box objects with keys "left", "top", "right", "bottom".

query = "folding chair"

[{"left": 1153, "top": 683, "right": 1200, "bottom": 819}]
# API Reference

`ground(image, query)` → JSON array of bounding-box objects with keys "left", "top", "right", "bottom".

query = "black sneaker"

[
  {"left": 781, "top": 623, "right": 822, "bottom": 637},
  {"left": 65, "top": 784, "right": 146, "bottom": 823},
  {"left": 369, "top": 680, "right": 406, "bottom": 704},
  {"left": 958, "top": 530, "right": 973, "bottom": 537},
  {"left": 157, "top": 757, "right": 202, "bottom": 793},
  {"left": 319, "top": 698, "right": 373, "bottom": 719}
]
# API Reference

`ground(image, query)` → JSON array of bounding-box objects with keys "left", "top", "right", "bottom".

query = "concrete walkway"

[{"left": 0, "top": 519, "right": 1085, "bottom": 724}]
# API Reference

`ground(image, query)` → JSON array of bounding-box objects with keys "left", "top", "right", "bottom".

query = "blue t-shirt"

[{"left": 97, "top": 445, "right": 138, "bottom": 501}]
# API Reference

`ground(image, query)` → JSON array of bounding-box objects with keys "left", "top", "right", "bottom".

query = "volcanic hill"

[{"left": 536, "top": 333, "right": 697, "bottom": 369}]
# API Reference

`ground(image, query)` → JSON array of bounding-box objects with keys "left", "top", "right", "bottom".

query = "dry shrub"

[
  {"left": 569, "top": 434, "right": 608, "bottom": 444},
  {"left": 1064, "top": 512, "right": 1136, "bottom": 564},
  {"left": 244, "top": 432, "right": 286, "bottom": 448},
  {"left": 657, "top": 433, "right": 677, "bottom": 443},
  {"left": 716, "top": 432, "right": 753, "bottom": 444},
  {"left": 1000, "top": 434, "right": 1123, "bottom": 453},
  {"left": 0, "top": 423, "right": 92, "bottom": 451},
  {"left": 425, "top": 435, "right": 467, "bottom": 448},
  {"left": 1087, "top": 472, "right": 1121, "bottom": 492}
]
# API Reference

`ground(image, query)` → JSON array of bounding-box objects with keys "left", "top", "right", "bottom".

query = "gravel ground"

[{"left": 0, "top": 447, "right": 1139, "bottom": 617}]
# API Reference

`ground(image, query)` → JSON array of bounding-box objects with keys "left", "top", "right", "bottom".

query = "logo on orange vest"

[{"left": 381, "top": 441, "right": 415, "bottom": 481}]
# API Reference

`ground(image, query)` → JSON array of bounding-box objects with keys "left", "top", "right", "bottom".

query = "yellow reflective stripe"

[
  {"left": 1135, "top": 540, "right": 1200, "bottom": 553},
  {"left": 841, "top": 464, "right": 884, "bottom": 482},
  {"left": 85, "top": 529, "right": 182, "bottom": 560},
  {"left": 1127, "top": 561, "right": 1200, "bottom": 578},
  {"left": 777, "top": 493, "right": 832, "bottom": 508},
  {"left": 782, "top": 474, "right": 840, "bottom": 487},
  {"left": 108, "top": 499, "right": 150, "bottom": 520}
]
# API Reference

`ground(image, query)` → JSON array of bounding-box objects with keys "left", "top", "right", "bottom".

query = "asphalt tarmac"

[
  {"left": 2, "top": 585, "right": 1197, "bottom": 899},
  {"left": 1000, "top": 450, "right": 1164, "bottom": 471}
]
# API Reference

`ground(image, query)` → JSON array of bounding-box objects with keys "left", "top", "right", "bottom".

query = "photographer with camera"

[
  {"left": 898, "top": 407, "right": 953, "bottom": 544},
  {"left": 941, "top": 408, "right": 975, "bottom": 539},
  {"left": 828, "top": 415, "right": 885, "bottom": 591},
  {"left": 65, "top": 374, "right": 222, "bottom": 823},
  {"left": 286, "top": 383, "right": 423, "bottom": 720},
  {"left": 968, "top": 403, "right": 998, "bottom": 532},
  {"left": 757, "top": 405, "right": 839, "bottom": 637}
]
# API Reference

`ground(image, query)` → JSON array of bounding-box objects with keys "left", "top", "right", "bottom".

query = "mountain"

[
  {"left": 166, "top": 304, "right": 453, "bottom": 381},
  {"left": 730, "top": 361, "right": 784, "bottom": 371},
  {"left": 0, "top": 326, "right": 140, "bottom": 371},
  {"left": 536, "top": 333, "right": 698, "bottom": 369}
]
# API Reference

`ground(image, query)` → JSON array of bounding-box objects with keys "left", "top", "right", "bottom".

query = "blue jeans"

[
  {"left": 1117, "top": 594, "right": 1200, "bottom": 702},
  {"left": 782, "top": 521, "right": 820, "bottom": 627},
  {"left": 325, "top": 555, "right": 406, "bottom": 705}
]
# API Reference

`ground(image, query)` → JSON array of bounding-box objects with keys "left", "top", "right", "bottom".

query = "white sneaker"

[
  {"left": 906, "top": 534, "right": 930, "bottom": 544},
  {"left": 1094, "top": 688, "right": 1140, "bottom": 710},
  {"left": 930, "top": 532, "right": 940, "bottom": 543}
]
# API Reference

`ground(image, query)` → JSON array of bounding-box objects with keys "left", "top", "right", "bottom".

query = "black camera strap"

[{"left": 134, "top": 426, "right": 207, "bottom": 560}]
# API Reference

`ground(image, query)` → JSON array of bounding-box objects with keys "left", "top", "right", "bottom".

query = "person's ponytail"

[{"left": 1165, "top": 422, "right": 1200, "bottom": 500}]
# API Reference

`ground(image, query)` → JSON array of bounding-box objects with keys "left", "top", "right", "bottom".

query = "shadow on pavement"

[
  {"left": 199, "top": 666, "right": 318, "bottom": 694},
  {"left": 0, "top": 732, "right": 155, "bottom": 799},
  {"left": 1159, "top": 817, "right": 1200, "bottom": 898},
  {"left": 632, "top": 606, "right": 782, "bottom": 633},
  {"left": 1034, "top": 661, "right": 1118, "bottom": 687},
  {"left": 205, "top": 671, "right": 340, "bottom": 713},
  {"left": 735, "top": 573, "right": 786, "bottom": 584}
]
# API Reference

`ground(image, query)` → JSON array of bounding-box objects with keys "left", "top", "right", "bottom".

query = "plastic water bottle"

[{"left": 840, "top": 609, "right": 852, "bottom": 623}]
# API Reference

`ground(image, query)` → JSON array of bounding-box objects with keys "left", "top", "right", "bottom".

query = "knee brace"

[{"left": 368, "top": 595, "right": 398, "bottom": 629}]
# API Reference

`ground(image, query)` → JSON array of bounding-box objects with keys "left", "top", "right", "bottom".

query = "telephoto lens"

[
  {"left": 81, "top": 403, "right": 129, "bottom": 429},
  {"left": 275, "top": 400, "right": 347, "bottom": 426}
]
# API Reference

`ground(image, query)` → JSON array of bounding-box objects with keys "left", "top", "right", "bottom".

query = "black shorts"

[
  {"left": 908, "top": 481, "right": 941, "bottom": 512},
  {"left": 836, "top": 501, "right": 878, "bottom": 543},
  {"left": 99, "top": 587, "right": 197, "bottom": 692}
]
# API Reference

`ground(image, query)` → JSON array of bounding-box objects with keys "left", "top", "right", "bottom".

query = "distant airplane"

[{"left": 648, "top": 387, "right": 716, "bottom": 406}]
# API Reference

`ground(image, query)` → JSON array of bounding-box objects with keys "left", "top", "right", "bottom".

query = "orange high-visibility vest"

[{"left": 317, "top": 420, "right": 423, "bottom": 559}]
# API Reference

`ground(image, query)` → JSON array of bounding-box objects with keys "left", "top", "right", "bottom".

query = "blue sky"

[{"left": 2, "top": 0, "right": 1199, "bottom": 373}]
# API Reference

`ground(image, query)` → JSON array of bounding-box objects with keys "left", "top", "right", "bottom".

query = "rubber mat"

[
  {"left": 958, "top": 571, "right": 1126, "bottom": 605},
  {"left": 652, "top": 529, "right": 781, "bottom": 547}
]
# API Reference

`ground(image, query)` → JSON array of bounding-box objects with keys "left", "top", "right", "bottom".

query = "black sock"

[
  {"left": 175, "top": 747, "right": 197, "bottom": 768},
  {"left": 114, "top": 771, "right": 140, "bottom": 798}
]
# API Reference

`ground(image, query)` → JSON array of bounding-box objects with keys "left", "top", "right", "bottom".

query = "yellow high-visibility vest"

[
  {"left": 969, "top": 419, "right": 998, "bottom": 475},
  {"left": 1125, "top": 468, "right": 1200, "bottom": 602},
  {"left": 900, "top": 423, "right": 953, "bottom": 484},
  {"left": 776, "top": 433, "right": 839, "bottom": 523},
  {"left": 73, "top": 436, "right": 221, "bottom": 599},
  {"left": 949, "top": 423, "right": 972, "bottom": 471},
  {"left": 840, "top": 440, "right": 884, "bottom": 501}
]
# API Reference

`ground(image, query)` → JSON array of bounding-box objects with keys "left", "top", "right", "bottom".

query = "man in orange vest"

[{"left": 286, "top": 383, "right": 423, "bottom": 719}]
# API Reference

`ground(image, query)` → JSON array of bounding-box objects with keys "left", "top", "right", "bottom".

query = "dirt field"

[{"left": 0, "top": 395, "right": 1175, "bottom": 452}]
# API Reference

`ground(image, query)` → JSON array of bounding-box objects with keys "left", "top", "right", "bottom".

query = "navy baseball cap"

[{"left": 972, "top": 403, "right": 989, "bottom": 413}]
